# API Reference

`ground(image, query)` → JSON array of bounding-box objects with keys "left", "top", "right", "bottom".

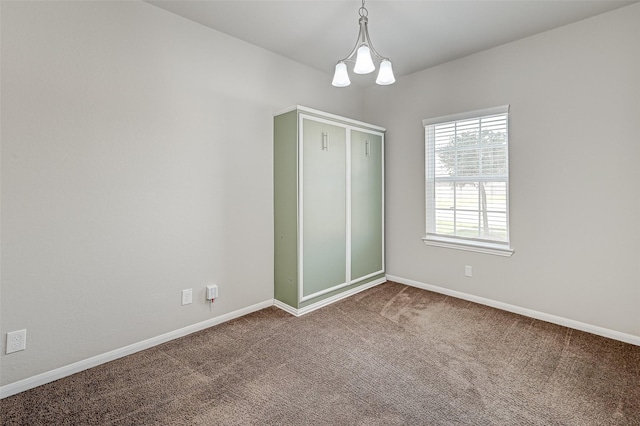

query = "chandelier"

[{"left": 332, "top": 0, "right": 395, "bottom": 87}]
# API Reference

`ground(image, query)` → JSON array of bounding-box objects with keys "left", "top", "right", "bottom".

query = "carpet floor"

[{"left": 1, "top": 281, "right": 639, "bottom": 425}]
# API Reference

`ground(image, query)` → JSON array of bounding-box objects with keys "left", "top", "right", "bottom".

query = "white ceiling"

[{"left": 147, "top": 0, "right": 636, "bottom": 85}]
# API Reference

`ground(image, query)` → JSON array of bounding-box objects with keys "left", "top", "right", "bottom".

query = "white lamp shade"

[
  {"left": 375, "top": 60, "right": 396, "bottom": 85},
  {"left": 353, "top": 45, "right": 375, "bottom": 74},
  {"left": 332, "top": 62, "right": 351, "bottom": 87}
]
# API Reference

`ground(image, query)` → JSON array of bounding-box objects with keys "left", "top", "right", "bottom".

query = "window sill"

[{"left": 422, "top": 236, "right": 514, "bottom": 257}]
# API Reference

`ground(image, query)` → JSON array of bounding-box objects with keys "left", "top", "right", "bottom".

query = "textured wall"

[{"left": 365, "top": 4, "right": 640, "bottom": 338}]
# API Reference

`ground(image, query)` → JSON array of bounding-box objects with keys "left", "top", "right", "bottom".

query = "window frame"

[{"left": 423, "top": 105, "right": 513, "bottom": 257}]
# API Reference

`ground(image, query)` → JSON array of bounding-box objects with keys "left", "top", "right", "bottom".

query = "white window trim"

[
  {"left": 422, "top": 235, "right": 514, "bottom": 257},
  {"left": 423, "top": 105, "right": 514, "bottom": 257},
  {"left": 422, "top": 105, "right": 509, "bottom": 127}
]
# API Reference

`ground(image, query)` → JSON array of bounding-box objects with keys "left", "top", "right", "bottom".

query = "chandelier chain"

[{"left": 359, "top": 0, "right": 368, "bottom": 18}]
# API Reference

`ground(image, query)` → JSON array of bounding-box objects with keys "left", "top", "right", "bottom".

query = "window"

[{"left": 423, "top": 105, "right": 513, "bottom": 256}]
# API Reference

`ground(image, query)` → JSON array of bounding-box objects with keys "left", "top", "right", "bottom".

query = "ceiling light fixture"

[{"left": 332, "top": 0, "right": 395, "bottom": 87}]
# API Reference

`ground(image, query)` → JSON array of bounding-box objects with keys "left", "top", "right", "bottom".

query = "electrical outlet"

[
  {"left": 465, "top": 265, "right": 473, "bottom": 277},
  {"left": 181, "top": 289, "right": 193, "bottom": 305},
  {"left": 6, "top": 329, "right": 27, "bottom": 354}
]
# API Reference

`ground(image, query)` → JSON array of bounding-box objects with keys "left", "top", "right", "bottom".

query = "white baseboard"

[
  {"left": 0, "top": 299, "right": 274, "bottom": 399},
  {"left": 7, "top": 275, "right": 636, "bottom": 399},
  {"left": 387, "top": 274, "right": 640, "bottom": 347},
  {"left": 274, "top": 277, "right": 386, "bottom": 317}
]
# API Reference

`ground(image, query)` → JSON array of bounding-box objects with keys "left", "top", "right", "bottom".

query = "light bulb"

[
  {"left": 375, "top": 60, "right": 395, "bottom": 85},
  {"left": 353, "top": 45, "right": 375, "bottom": 74},
  {"left": 331, "top": 62, "right": 351, "bottom": 87}
]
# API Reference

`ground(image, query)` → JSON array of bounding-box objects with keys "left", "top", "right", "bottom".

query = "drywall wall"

[
  {"left": 0, "top": 1, "right": 364, "bottom": 387},
  {"left": 365, "top": 3, "right": 640, "bottom": 338}
]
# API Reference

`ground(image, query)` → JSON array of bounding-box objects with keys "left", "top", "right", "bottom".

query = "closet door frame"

[
  {"left": 298, "top": 113, "right": 385, "bottom": 303},
  {"left": 299, "top": 114, "right": 348, "bottom": 301},
  {"left": 350, "top": 128, "right": 385, "bottom": 285}
]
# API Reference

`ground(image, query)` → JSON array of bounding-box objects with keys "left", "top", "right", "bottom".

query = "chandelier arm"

[
  {"left": 338, "top": 32, "right": 363, "bottom": 63},
  {"left": 338, "top": 15, "right": 390, "bottom": 64},
  {"left": 361, "top": 19, "right": 389, "bottom": 62},
  {"left": 338, "top": 15, "right": 367, "bottom": 63}
]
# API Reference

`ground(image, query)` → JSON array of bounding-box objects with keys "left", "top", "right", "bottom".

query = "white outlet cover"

[
  {"left": 181, "top": 289, "right": 193, "bottom": 305},
  {"left": 465, "top": 265, "right": 473, "bottom": 277},
  {"left": 206, "top": 284, "right": 218, "bottom": 300},
  {"left": 6, "top": 329, "right": 27, "bottom": 354}
]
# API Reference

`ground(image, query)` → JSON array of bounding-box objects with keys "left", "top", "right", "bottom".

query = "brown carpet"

[{"left": 1, "top": 281, "right": 639, "bottom": 425}]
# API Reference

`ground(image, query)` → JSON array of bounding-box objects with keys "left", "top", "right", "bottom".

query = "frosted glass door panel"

[
  {"left": 351, "top": 130, "right": 383, "bottom": 281},
  {"left": 302, "top": 118, "right": 347, "bottom": 298}
]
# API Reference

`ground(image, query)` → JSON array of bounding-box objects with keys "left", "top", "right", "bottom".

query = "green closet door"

[
  {"left": 351, "top": 130, "right": 383, "bottom": 281},
  {"left": 302, "top": 118, "right": 347, "bottom": 299}
]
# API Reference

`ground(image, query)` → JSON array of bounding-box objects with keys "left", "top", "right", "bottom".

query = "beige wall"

[
  {"left": 0, "top": 1, "right": 363, "bottom": 386},
  {"left": 365, "top": 4, "right": 640, "bottom": 337}
]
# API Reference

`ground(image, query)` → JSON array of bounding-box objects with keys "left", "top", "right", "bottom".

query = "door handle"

[
  {"left": 322, "top": 132, "right": 328, "bottom": 151},
  {"left": 365, "top": 140, "right": 371, "bottom": 157}
]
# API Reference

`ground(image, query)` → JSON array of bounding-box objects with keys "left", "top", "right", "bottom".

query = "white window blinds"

[{"left": 424, "top": 105, "right": 511, "bottom": 254}]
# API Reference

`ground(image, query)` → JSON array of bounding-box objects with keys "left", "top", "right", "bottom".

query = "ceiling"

[{"left": 147, "top": 0, "right": 636, "bottom": 85}]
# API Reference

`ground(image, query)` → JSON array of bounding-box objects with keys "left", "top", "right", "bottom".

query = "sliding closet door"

[
  {"left": 350, "top": 129, "right": 383, "bottom": 282},
  {"left": 301, "top": 117, "right": 347, "bottom": 300}
]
